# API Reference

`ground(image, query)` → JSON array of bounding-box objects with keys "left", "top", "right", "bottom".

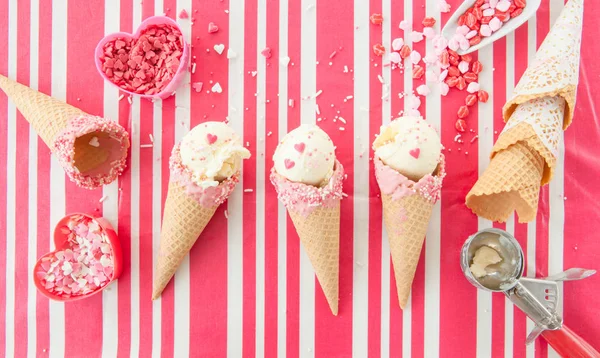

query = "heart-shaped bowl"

[
  {"left": 33, "top": 213, "right": 123, "bottom": 302},
  {"left": 94, "top": 16, "right": 190, "bottom": 100}
]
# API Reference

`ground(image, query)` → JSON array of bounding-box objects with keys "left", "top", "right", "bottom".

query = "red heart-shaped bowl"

[
  {"left": 33, "top": 213, "right": 123, "bottom": 302},
  {"left": 94, "top": 16, "right": 190, "bottom": 100}
]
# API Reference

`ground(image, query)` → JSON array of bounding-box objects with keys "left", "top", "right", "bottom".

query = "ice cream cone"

[
  {"left": 289, "top": 203, "right": 340, "bottom": 315},
  {"left": 152, "top": 144, "right": 242, "bottom": 300},
  {"left": 271, "top": 159, "right": 345, "bottom": 315},
  {"left": 151, "top": 181, "right": 219, "bottom": 300},
  {"left": 374, "top": 156, "right": 445, "bottom": 309},
  {"left": 381, "top": 192, "right": 434, "bottom": 309},
  {"left": 0, "top": 74, "right": 129, "bottom": 189}
]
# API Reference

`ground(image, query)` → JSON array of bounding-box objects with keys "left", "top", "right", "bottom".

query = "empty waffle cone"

[
  {"left": 466, "top": 140, "right": 544, "bottom": 223},
  {"left": 289, "top": 203, "right": 340, "bottom": 315},
  {"left": 151, "top": 181, "right": 219, "bottom": 300},
  {"left": 381, "top": 193, "right": 434, "bottom": 309},
  {"left": 0, "top": 74, "right": 129, "bottom": 189}
]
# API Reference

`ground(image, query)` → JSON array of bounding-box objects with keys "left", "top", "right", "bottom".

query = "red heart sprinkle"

[
  {"left": 261, "top": 47, "right": 272, "bottom": 58},
  {"left": 206, "top": 133, "right": 218, "bottom": 144},
  {"left": 409, "top": 148, "right": 421, "bottom": 159},
  {"left": 284, "top": 159, "right": 295, "bottom": 169},
  {"left": 208, "top": 22, "right": 219, "bottom": 33},
  {"left": 294, "top": 142, "right": 306, "bottom": 153}
]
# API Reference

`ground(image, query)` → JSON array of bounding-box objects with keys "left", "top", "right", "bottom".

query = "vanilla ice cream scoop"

[
  {"left": 373, "top": 116, "right": 442, "bottom": 181},
  {"left": 470, "top": 245, "right": 503, "bottom": 278},
  {"left": 180, "top": 121, "right": 251, "bottom": 188},
  {"left": 273, "top": 124, "right": 336, "bottom": 186}
]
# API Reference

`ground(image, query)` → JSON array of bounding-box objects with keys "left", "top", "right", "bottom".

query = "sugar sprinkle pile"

[{"left": 36, "top": 215, "right": 115, "bottom": 298}]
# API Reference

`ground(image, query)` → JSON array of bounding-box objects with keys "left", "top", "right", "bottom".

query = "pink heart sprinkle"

[
  {"left": 261, "top": 47, "right": 272, "bottom": 59},
  {"left": 284, "top": 159, "right": 295, "bottom": 169},
  {"left": 208, "top": 22, "right": 219, "bottom": 33},
  {"left": 293, "top": 142, "right": 306, "bottom": 153},
  {"left": 206, "top": 133, "right": 218, "bottom": 145},
  {"left": 192, "top": 82, "right": 203, "bottom": 92},
  {"left": 409, "top": 148, "right": 421, "bottom": 159}
]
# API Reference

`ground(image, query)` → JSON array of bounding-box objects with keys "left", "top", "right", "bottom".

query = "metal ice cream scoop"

[{"left": 461, "top": 228, "right": 600, "bottom": 357}]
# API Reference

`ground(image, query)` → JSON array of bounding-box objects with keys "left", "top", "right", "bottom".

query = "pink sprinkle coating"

[
  {"left": 36, "top": 215, "right": 115, "bottom": 298},
  {"left": 99, "top": 23, "right": 185, "bottom": 96},
  {"left": 54, "top": 114, "right": 130, "bottom": 190},
  {"left": 271, "top": 160, "right": 345, "bottom": 218},
  {"left": 169, "top": 145, "right": 239, "bottom": 208},
  {"left": 374, "top": 155, "right": 445, "bottom": 203}
]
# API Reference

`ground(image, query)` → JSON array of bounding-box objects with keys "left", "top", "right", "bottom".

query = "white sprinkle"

[
  {"left": 377, "top": 74, "right": 384, "bottom": 84},
  {"left": 564, "top": 196, "right": 567, "bottom": 201},
  {"left": 118, "top": 94, "right": 124, "bottom": 101},
  {"left": 346, "top": 95, "right": 353, "bottom": 100},
  {"left": 360, "top": 106, "right": 369, "bottom": 112},
  {"left": 470, "top": 135, "right": 479, "bottom": 143},
  {"left": 343, "top": 65, "right": 349, "bottom": 73},
  {"left": 329, "top": 51, "right": 337, "bottom": 59},
  {"left": 315, "top": 104, "right": 321, "bottom": 115},
  {"left": 267, "top": 131, "right": 272, "bottom": 137},
  {"left": 140, "top": 144, "right": 154, "bottom": 148},
  {"left": 341, "top": 192, "right": 348, "bottom": 197},
  {"left": 307, "top": 3, "right": 315, "bottom": 10},
  {"left": 280, "top": 56, "right": 290, "bottom": 67},
  {"left": 339, "top": 127, "right": 345, "bottom": 131},
  {"left": 127, "top": 96, "right": 132, "bottom": 105},
  {"left": 244, "top": 189, "right": 254, "bottom": 193},
  {"left": 288, "top": 99, "right": 295, "bottom": 108},
  {"left": 224, "top": 210, "right": 229, "bottom": 219},
  {"left": 338, "top": 117, "right": 347, "bottom": 124},
  {"left": 454, "top": 134, "right": 462, "bottom": 142},
  {"left": 88, "top": 137, "right": 100, "bottom": 147},
  {"left": 192, "top": 62, "right": 197, "bottom": 73},
  {"left": 149, "top": 134, "right": 154, "bottom": 143},
  {"left": 317, "top": 118, "right": 322, "bottom": 122},
  {"left": 99, "top": 195, "right": 108, "bottom": 203},
  {"left": 314, "top": 89, "right": 323, "bottom": 98},
  {"left": 246, "top": 141, "right": 250, "bottom": 147}
]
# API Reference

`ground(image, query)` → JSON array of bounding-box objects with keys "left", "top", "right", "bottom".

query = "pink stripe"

[
  {"left": 35, "top": 1, "right": 52, "bottom": 355},
  {"left": 14, "top": 0, "right": 31, "bottom": 356},
  {"left": 512, "top": 21, "right": 529, "bottom": 355},
  {"left": 187, "top": 0, "right": 229, "bottom": 356},
  {"left": 116, "top": 1, "right": 133, "bottom": 355},
  {"left": 491, "top": 35, "right": 508, "bottom": 358},
  {"left": 388, "top": 2, "right": 402, "bottom": 356},
  {"left": 264, "top": 0, "right": 280, "bottom": 356},
  {"left": 315, "top": 2, "right": 354, "bottom": 356},
  {"left": 369, "top": 0, "right": 384, "bottom": 356},
  {"left": 243, "top": 0, "right": 258, "bottom": 355},
  {"left": 563, "top": 0, "right": 600, "bottom": 345},
  {"left": 285, "top": 0, "right": 301, "bottom": 355},
  {"left": 64, "top": 1, "right": 106, "bottom": 356},
  {"left": 439, "top": 2, "right": 478, "bottom": 357},
  {"left": 0, "top": 0, "right": 8, "bottom": 355}
]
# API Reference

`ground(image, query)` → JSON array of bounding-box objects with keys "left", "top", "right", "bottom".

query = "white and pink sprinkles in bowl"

[{"left": 36, "top": 216, "right": 115, "bottom": 298}]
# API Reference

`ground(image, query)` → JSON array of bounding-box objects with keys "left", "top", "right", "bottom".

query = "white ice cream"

[
  {"left": 470, "top": 245, "right": 503, "bottom": 278},
  {"left": 373, "top": 116, "right": 442, "bottom": 181},
  {"left": 180, "top": 121, "right": 251, "bottom": 188},
  {"left": 273, "top": 124, "right": 336, "bottom": 186}
]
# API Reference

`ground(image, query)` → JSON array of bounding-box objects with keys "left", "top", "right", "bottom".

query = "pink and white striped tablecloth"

[{"left": 1, "top": 0, "right": 600, "bottom": 357}]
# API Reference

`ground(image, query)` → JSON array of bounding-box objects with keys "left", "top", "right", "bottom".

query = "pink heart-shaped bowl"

[
  {"left": 33, "top": 213, "right": 123, "bottom": 302},
  {"left": 94, "top": 16, "right": 190, "bottom": 100}
]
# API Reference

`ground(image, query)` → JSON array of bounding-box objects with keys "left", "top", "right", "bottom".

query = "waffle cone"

[
  {"left": 152, "top": 181, "right": 219, "bottom": 300},
  {"left": 381, "top": 192, "right": 434, "bottom": 309},
  {"left": 288, "top": 203, "right": 340, "bottom": 315},
  {"left": 0, "top": 74, "right": 84, "bottom": 147},
  {"left": 466, "top": 139, "right": 544, "bottom": 223}
]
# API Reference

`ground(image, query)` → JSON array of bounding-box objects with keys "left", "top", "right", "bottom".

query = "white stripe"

[
  {"left": 255, "top": 0, "right": 267, "bottom": 355},
  {"left": 401, "top": 2, "right": 413, "bottom": 357},
  {"left": 173, "top": 0, "right": 191, "bottom": 356},
  {"left": 27, "top": 1, "right": 40, "bottom": 356},
  {"left": 526, "top": 219, "right": 536, "bottom": 358},
  {"left": 5, "top": 0, "right": 17, "bottom": 356},
  {"left": 300, "top": 0, "right": 316, "bottom": 356},
  {"left": 228, "top": 0, "right": 245, "bottom": 354},
  {"left": 476, "top": 36, "right": 495, "bottom": 358},
  {"left": 547, "top": 3, "right": 565, "bottom": 358},
  {"left": 277, "top": 0, "right": 289, "bottom": 355},
  {"left": 351, "top": 0, "right": 369, "bottom": 355},
  {"left": 101, "top": 1, "right": 121, "bottom": 357},
  {"left": 505, "top": 216, "right": 515, "bottom": 358},
  {"left": 424, "top": 3, "right": 442, "bottom": 357},
  {"left": 49, "top": 0, "right": 68, "bottom": 355}
]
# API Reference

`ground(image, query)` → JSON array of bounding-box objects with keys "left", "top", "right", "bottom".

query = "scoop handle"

[{"left": 541, "top": 325, "right": 600, "bottom": 358}]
